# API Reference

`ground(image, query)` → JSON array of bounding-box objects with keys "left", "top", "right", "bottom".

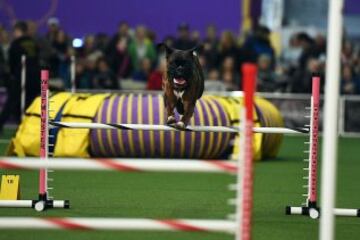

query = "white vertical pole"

[
  {"left": 70, "top": 55, "right": 76, "bottom": 93},
  {"left": 20, "top": 55, "right": 26, "bottom": 119},
  {"left": 320, "top": 0, "right": 344, "bottom": 239}
]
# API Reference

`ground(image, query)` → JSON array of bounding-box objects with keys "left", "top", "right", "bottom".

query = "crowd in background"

[{"left": 1, "top": 18, "right": 360, "bottom": 98}]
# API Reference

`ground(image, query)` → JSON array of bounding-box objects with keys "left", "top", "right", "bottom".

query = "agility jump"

[{"left": 285, "top": 75, "right": 360, "bottom": 218}]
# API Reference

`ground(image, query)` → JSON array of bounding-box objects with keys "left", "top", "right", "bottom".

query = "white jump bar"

[{"left": 50, "top": 122, "right": 309, "bottom": 135}]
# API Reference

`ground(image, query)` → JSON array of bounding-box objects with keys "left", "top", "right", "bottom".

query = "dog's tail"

[{"left": 175, "top": 99, "right": 184, "bottom": 115}]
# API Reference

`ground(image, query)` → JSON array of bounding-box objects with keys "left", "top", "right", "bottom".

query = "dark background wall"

[
  {"left": 0, "top": 0, "right": 241, "bottom": 40},
  {"left": 1, "top": 0, "right": 360, "bottom": 38}
]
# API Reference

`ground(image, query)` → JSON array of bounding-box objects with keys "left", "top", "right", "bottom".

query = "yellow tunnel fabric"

[
  {"left": 54, "top": 93, "right": 110, "bottom": 157},
  {"left": 8, "top": 93, "right": 109, "bottom": 157},
  {"left": 8, "top": 92, "right": 72, "bottom": 156}
]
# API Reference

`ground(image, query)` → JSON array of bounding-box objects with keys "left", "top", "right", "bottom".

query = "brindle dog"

[{"left": 158, "top": 44, "right": 204, "bottom": 129}]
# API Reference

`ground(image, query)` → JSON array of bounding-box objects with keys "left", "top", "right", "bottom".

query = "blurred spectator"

[
  {"left": 132, "top": 57, "right": 152, "bottom": 81},
  {"left": 218, "top": 31, "right": 240, "bottom": 69},
  {"left": 203, "top": 25, "right": 219, "bottom": 70},
  {"left": 52, "top": 30, "right": 70, "bottom": 82},
  {"left": 341, "top": 65, "right": 359, "bottom": 94},
  {"left": 354, "top": 53, "right": 360, "bottom": 76},
  {"left": 280, "top": 34, "right": 301, "bottom": 71},
  {"left": 0, "top": 30, "right": 10, "bottom": 87},
  {"left": 204, "top": 68, "right": 226, "bottom": 91},
  {"left": 197, "top": 54, "right": 207, "bottom": 72},
  {"left": 75, "top": 59, "right": 92, "bottom": 89},
  {"left": 146, "top": 29, "right": 157, "bottom": 43},
  {"left": 9, "top": 21, "right": 40, "bottom": 102},
  {"left": 204, "top": 25, "right": 218, "bottom": 47},
  {"left": 257, "top": 54, "right": 281, "bottom": 92},
  {"left": 342, "top": 40, "right": 355, "bottom": 65},
  {"left": 242, "top": 25, "right": 275, "bottom": 66},
  {"left": 147, "top": 57, "right": 166, "bottom": 90},
  {"left": 163, "top": 35, "right": 175, "bottom": 49},
  {"left": 106, "top": 21, "right": 130, "bottom": 56},
  {"left": 128, "top": 25, "right": 156, "bottom": 72},
  {"left": 291, "top": 58, "right": 322, "bottom": 93},
  {"left": 78, "top": 35, "right": 98, "bottom": 58},
  {"left": 0, "top": 21, "right": 40, "bottom": 131},
  {"left": 296, "top": 32, "right": 318, "bottom": 70},
  {"left": 314, "top": 33, "right": 326, "bottom": 57},
  {"left": 191, "top": 30, "right": 201, "bottom": 45},
  {"left": 46, "top": 17, "right": 60, "bottom": 43},
  {"left": 0, "top": 26, "right": 6, "bottom": 80},
  {"left": 284, "top": 33, "right": 325, "bottom": 93},
  {"left": 93, "top": 57, "right": 118, "bottom": 89},
  {"left": 95, "top": 33, "right": 110, "bottom": 52},
  {"left": 27, "top": 20, "right": 53, "bottom": 66},
  {"left": 107, "top": 37, "right": 132, "bottom": 79},
  {"left": 174, "top": 23, "right": 196, "bottom": 50},
  {"left": 221, "top": 56, "right": 239, "bottom": 90},
  {"left": 53, "top": 30, "right": 68, "bottom": 55},
  {"left": 0, "top": 30, "right": 10, "bottom": 63},
  {"left": 82, "top": 53, "right": 100, "bottom": 88},
  {"left": 27, "top": 21, "right": 38, "bottom": 40}
]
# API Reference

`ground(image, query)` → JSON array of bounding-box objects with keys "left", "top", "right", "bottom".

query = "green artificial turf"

[{"left": 0, "top": 131, "right": 359, "bottom": 240}]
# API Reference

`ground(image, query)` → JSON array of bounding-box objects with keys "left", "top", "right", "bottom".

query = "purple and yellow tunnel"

[{"left": 10, "top": 92, "right": 284, "bottom": 160}]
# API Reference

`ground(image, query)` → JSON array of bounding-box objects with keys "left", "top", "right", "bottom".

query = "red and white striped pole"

[
  {"left": 0, "top": 217, "right": 235, "bottom": 233},
  {"left": 0, "top": 158, "right": 237, "bottom": 173},
  {"left": 307, "top": 75, "right": 320, "bottom": 215},
  {"left": 39, "top": 68, "right": 49, "bottom": 207},
  {"left": 236, "top": 63, "right": 256, "bottom": 240}
]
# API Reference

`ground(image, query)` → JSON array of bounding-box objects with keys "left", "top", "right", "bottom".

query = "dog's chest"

[{"left": 173, "top": 90, "right": 185, "bottom": 100}]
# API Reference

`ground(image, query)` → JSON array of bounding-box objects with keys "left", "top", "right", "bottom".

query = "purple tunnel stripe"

[
  {"left": 121, "top": 95, "right": 130, "bottom": 155},
  {"left": 90, "top": 103, "right": 101, "bottom": 156},
  {"left": 111, "top": 96, "right": 120, "bottom": 156},
  {"left": 131, "top": 95, "right": 141, "bottom": 156},
  {"left": 100, "top": 97, "right": 110, "bottom": 156}
]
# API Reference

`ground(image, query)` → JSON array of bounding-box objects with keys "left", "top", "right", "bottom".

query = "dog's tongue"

[{"left": 173, "top": 78, "right": 186, "bottom": 85}]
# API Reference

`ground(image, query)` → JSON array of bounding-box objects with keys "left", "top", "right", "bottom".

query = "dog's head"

[{"left": 158, "top": 43, "right": 199, "bottom": 89}]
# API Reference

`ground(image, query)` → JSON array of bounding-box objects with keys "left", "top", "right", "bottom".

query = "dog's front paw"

[
  {"left": 166, "top": 116, "right": 176, "bottom": 125},
  {"left": 174, "top": 121, "right": 186, "bottom": 129}
]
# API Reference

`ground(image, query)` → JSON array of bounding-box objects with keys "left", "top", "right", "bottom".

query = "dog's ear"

[
  {"left": 187, "top": 44, "right": 203, "bottom": 57},
  {"left": 157, "top": 43, "right": 174, "bottom": 57}
]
